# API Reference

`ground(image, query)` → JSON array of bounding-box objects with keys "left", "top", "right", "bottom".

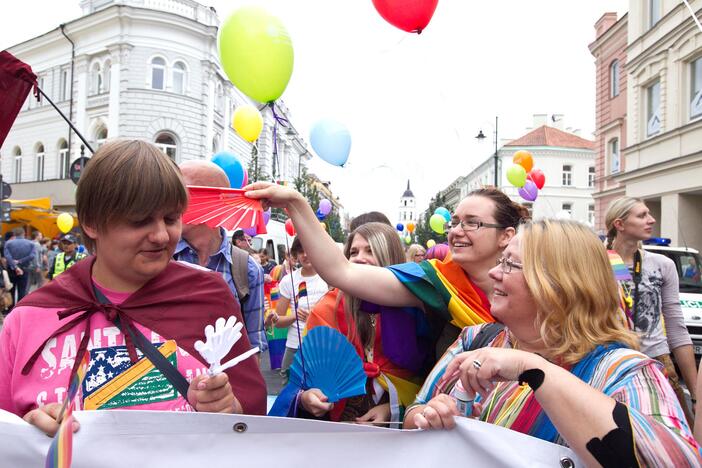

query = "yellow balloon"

[
  {"left": 232, "top": 105, "right": 264, "bottom": 142},
  {"left": 427, "top": 239, "right": 436, "bottom": 248},
  {"left": 57, "top": 212, "right": 74, "bottom": 234}
]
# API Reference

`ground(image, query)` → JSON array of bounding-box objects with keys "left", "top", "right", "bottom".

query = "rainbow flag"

[
  {"left": 608, "top": 250, "right": 632, "bottom": 281},
  {"left": 298, "top": 281, "right": 308, "bottom": 298},
  {"left": 46, "top": 351, "right": 89, "bottom": 468},
  {"left": 271, "top": 288, "right": 280, "bottom": 301}
]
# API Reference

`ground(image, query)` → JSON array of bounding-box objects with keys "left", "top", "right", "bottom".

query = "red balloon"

[
  {"left": 285, "top": 219, "right": 296, "bottom": 237},
  {"left": 371, "top": 0, "right": 439, "bottom": 34},
  {"left": 527, "top": 169, "right": 546, "bottom": 190}
]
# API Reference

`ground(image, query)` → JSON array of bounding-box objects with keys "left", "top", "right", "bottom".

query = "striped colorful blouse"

[{"left": 412, "top": 325, "right": 702, "bottom": 465}]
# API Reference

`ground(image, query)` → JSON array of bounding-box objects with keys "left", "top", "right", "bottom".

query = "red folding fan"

[{"left": 183, "top": 186, "right": 267, "bottom": 234}]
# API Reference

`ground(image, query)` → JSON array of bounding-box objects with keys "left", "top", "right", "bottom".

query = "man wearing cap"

[{"left": 48, "top": 234, "right": 86, "bottom": 280}]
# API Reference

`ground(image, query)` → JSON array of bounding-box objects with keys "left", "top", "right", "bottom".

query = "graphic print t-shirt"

[
  {"left": 278, "top": 270, "right": 328, "bottom": 349},
  {"left": 0, "top": 283, "right": 208, "bottom": 417}
]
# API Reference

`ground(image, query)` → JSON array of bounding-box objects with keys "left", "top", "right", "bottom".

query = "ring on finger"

[{"left": 472, "top": 359, "right": 482, "bottom": 370}]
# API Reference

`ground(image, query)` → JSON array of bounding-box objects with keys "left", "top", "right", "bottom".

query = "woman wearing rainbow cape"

[
  {"left": 404, "top": 220, "right": 700, "bottom": 466},
  {"left": 298, "top": 222, "right": 429, "bottom": 427},
  {"left": 245, "top": 183, "right": 527, "bottom": 361}
]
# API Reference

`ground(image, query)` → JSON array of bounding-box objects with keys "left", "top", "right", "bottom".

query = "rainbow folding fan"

[
  {"left": 182, "top": 185, "right": 267, "bottom": 234},
  {"left": 289, "top": 326, "right": 367, "bottom": 403}
]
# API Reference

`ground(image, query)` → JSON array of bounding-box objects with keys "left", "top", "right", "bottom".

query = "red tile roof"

[{"left": 504, "top": 125, "right": 594, "bottom": 150}]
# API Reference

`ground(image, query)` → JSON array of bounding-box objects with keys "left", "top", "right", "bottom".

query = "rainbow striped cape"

[{"left": 387, "top": 258, "right": 494, "bottom": 329}]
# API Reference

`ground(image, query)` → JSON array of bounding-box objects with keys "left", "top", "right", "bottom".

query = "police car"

[{"left": 643, "top": 238, "right": 702, "bottom": 358}]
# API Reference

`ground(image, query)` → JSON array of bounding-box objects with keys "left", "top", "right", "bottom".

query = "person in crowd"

[
  {"left": 0, "top": 140, "right": 267, "bottom": 438},
  {"left": 266, "top": 237, "right": 329, "bottom": 384},
  {"left": 47, "top": 233, "right": 87, "bottom": 280},
  {"left": 232, "top": 229, "right": 255, "bottom": 254},
  {"left": 259, "top": 249, "right": 278, "bottom": 275},
  {"left": 4, "top": 227, "right": 37, "bottom": 304},
  {"left": 406, "top": 244, "right": 426, "bottom": 263},
  {"left": 39, "top": 238, "right": 51, "bottom": 283},
  {"left": 29, "top": 231, "right": 44, "bottom": 289},
  {"left": 246, "top": 182, "right": 528, "bottom": 359},
  {"left": 425, "top": 243, "right": 450, "bottom": 262},
  {"left": 684, "top": 257, "right": 701, "bottom": 283},
  {"left": 349, "top": 211, "right": 391, "bottom": 231},
  {"left": 605, "top": 197, "right": 697, "bottom": 426},
  {"left": 46, "top": 238, "right": 60, "bottom": 270},
  {"left": 403, "top": 219, "right": 700, "bottom": 466},
  {"left": 288, "top": 222, "right": 427, "bottom": 426},
  {"left": 174, "top": 160, "right": 267, "bottom": 357}
]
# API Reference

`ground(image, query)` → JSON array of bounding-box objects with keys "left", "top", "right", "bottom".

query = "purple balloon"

[
  {"left": 319, "top": 199, "right": 332, "bottom": 216},
  {"left": 263, "top": 209, "right": 271, "bottom": 225},
  {"left": 243, "top": 226, "right": 258, "bottom": 236},
  {"left": 518, "top": 179, "right": 539, "bottom": 202}
]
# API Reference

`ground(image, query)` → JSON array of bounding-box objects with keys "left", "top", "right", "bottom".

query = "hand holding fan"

[
  {"left": 288, "top": 326, "right": 367, "bottom": 403},
  {"left": 183, "top": 185, "right": 267, "bottom": 234},
  {"left": 194, "top": 316, "right": 259, "bottom": 375}
]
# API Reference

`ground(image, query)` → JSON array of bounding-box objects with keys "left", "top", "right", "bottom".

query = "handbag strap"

[{"left": 92, "top": 285, "right": 191, "bottom": 402}]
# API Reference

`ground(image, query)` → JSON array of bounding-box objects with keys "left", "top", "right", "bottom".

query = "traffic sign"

[{"left": 70, "top": 157, "right": 91, "bottom": 185}]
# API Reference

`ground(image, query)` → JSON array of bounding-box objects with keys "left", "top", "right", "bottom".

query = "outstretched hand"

[{"left": 243, "top": 182, "right": 304, "bottom": 211}]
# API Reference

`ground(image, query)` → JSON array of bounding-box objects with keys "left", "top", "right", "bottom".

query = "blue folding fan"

[{"left": 288, "top": 326, "right": 367, "bottom": 403}]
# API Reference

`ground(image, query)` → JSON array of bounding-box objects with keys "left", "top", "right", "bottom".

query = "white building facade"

[
  {"left": 0, "top": 0, "right": 310, "bottom": 211},
  {"left": 450, "top": 115, "right": 596, "bottom": 225},
  {"left": 397, "top": 180, "right": 417, "bottom": 226},
  {"left": 614, "top": 0, "right": 702, "bottom": 251}
]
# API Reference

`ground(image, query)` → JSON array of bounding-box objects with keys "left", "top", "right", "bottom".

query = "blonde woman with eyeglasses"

[
  {"left": 245, "top": 183, "right": 529, "bottom": 361},
  {"left": 406, "top": 244, "right": 426, "bottom": 263},
  {"left": 404, "top": 220, "right": 700, "bottom": 466}
]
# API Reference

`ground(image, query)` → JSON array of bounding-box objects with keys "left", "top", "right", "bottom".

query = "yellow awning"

[
  {"left": 5, "top": 198, "right": 52, "bottom": 210},
  {"left": 2, "top": 207, "right": 79, "bottom": 239}
]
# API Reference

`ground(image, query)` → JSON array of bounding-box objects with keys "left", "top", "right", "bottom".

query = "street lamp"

[{"left": 475, "top": 116, "right": 499, "bottom": 188}]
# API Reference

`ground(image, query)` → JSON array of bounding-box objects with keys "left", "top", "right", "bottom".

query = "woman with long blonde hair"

[
  {"left": 404, "top": 220, "right": 699, "bottom": 466},
  {"left": 606, "top": 196, "right": 696, "bottom": 426}
]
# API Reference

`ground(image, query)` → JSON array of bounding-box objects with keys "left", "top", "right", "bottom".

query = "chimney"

[
  {"left": 533, "top": 114, "right": 547, "bottom": 128},
  {"left": 594, "top": 12, "right": 618, "bottom": 39},
  {"left": 551, "top": 114, "right": 565, "bottom": 130}
]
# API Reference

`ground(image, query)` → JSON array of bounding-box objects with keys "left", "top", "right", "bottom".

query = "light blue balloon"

[
  {"left": 434, "top": 207, "right": 451, "bottom": 223},
  {"left": 310, "top": 119, "right": 351, "bottom": 167},
  {"left": 211, "top": 151, "right": 245, "bottom": 188}
]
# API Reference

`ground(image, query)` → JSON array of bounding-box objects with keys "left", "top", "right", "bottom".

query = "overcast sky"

[{"left": 1, "top": 0, "right": 628, "bottom": 220}]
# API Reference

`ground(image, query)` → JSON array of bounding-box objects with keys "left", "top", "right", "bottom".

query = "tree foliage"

[{"left": 414, "top": 192, "right": 449, "bottom": 247}]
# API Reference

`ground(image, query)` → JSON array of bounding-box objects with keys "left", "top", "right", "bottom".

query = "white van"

[
  {"left": 643, "top": 240, "right": 702, "bottom": 359},
  {"left": 250, "top": 220, "right": 293, "bottom": 265}
]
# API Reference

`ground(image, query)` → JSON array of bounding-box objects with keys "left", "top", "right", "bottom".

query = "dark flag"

[{"left": 0, "top": 51, "right": 37, "bottom": 147}]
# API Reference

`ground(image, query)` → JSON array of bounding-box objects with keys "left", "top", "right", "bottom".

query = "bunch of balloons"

[
  {"left": 505, "top": 150, "right": 545, "bottom": 202},
  {"left": 316, "top": 199, "right": 333, "bottom": 221},
  {"left": 429, "top": 206, "right": 451, "bottom": 235},
  {"left": 232, "top": 105, "right": 263, "bottom": 142},
  {"left": 211, "top": 151, "right": 248, "bottom": 188}
]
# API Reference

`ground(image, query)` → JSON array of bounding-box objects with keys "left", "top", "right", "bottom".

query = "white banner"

[{"left": 0, "top": 410, "right": 581, "bottom": 467}]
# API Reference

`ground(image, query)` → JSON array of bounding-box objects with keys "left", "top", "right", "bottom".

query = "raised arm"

[{"left": 245, "top": 182, "right": 421, "bottom": 309}]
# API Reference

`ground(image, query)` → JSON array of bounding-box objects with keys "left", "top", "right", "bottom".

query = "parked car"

[{"left": 643, "top": 238, "right": 702, "bottom": 360}]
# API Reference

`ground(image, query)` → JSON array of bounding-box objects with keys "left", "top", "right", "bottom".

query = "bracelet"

[{"left": 518, "top": 368, "right": 545, "bottom": 391}]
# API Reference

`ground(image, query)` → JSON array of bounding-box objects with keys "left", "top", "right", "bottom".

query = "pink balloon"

[{"left": 518, "top": 179, "right": 538, "bottom": 202}]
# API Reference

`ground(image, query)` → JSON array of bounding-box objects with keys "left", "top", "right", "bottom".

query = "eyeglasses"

[
  {"left": 445, "top": 219, "right": 506, "bottom": 233},
  {"left": 496, "top": 257, "right": 523, "bottom": 274}
]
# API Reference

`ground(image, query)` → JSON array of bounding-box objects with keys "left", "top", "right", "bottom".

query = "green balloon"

[
  {"left": 429, "top": 214, "right": 446, "bottom": 235},
  {"left": 405, "top": 236, "right": 412, "bottom": 244},
  {"left": 506, "top": 164, "right": 527, "bottom": 188},
  {"left": 219, "top": 7, "right": 294, "bottom": 103}
]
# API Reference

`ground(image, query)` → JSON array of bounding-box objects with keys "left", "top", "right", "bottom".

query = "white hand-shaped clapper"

[{"left": 194, "top": 316, "right": 260, "bottom": 375}]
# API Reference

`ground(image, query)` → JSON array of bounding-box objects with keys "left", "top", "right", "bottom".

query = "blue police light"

[{"left": 643, "top": 237, "right": 671, "bottom": 246}]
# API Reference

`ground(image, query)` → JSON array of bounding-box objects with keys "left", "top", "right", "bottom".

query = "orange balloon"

[
  {"left": 407, "top": 222, "right": 415, "bottom": 233},
  {"left": 512, "top": 150, "right": 534, "bottom": 173}
]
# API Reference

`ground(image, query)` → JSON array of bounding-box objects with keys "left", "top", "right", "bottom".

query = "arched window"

[
  {"left": 172, "top": 61, "right": 186, "bottom": 94},
  {"left": 151, "top": 57, "right": 166, "bottom": 90},
  {"left": 13, "top": 146, "right": 22, "bottom": 183},
  {"left": 57, "top": 139, "right": 69, "bottom": 179},
  {"left": 95, "top": 126, "right": 108, "bottom": 148},
  {"left": 155, "top": 133, "right": 177, "bottom": 160},
  {"left": 104, "top": 59, "right": 112, "bottom": 92},
  {"left": 35, "top": 143, "right": 45, "bottom": 181},
  {"left": 610, "top": 60, "right": 619, "bottom": 98},
  {"left": 91, "top": 62, "right": 102, "bottom": 95}
]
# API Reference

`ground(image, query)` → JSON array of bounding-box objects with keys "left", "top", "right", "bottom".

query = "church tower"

[{"left": 398, "top": 180, "right": 417, "bottom": 226}]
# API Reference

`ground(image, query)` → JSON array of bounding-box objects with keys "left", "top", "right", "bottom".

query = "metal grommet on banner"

[
  {"left": 232, "top": 422, "right": 248, "bottom": 433},
  {"left": 559, "top": 457, "right": 575, "bottom": 468}
]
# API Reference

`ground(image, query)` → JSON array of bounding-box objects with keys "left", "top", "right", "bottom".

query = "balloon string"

[
  {"left": 268, "top": 102, "right": 290, "bottom": 182},
  {"left": 284, "top": 233, "right": 307, "bottom": 389}
]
